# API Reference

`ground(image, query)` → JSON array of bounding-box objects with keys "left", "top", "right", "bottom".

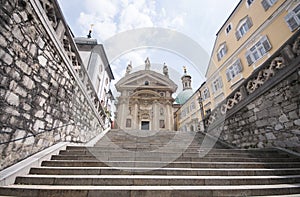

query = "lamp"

[{"left": 197, "top": 93, "right": 206, "bottom": 131}]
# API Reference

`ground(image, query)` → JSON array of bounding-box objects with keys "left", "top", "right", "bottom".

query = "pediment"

[{"left": 115, "top": 70, "right": 177, "bottom": 92}]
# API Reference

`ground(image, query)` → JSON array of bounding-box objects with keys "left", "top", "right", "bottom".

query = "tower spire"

[{"left": 181, "top": 66, "right": 192, "bottom": 90}]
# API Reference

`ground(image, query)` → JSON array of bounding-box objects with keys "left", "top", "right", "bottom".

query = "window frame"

[
  {"left": 217, "top": 43, "right": 228, "bottom": 61},
  {"left": 261, "top": 0, "right": 277, "bottom": 11},
  {"left": 245, "top": 35, "right": 272, "bottom": 66},
  {"left": 159, "top": 120, "right": 165, "bottom": 129},
  {"left": 225, "top": 23, "right": 232, "bottom": 34},
  {"left": 235, "top": 16, "right": 253, "bottom": 40},
  {"left": 247, "top": 0, "right": 255, "bottom": 7},
  {"left": 211, "top": 77, "right": 223, "bottom": 93},
  {"left": 126, "top": 119, "right": 131, "bottom": 128},
  {"left": 285, "top": 3, "right": 300, "bottom": 32},
  {"left": 203, "top": 88, "right": 210, "bottom": 100},
  {"left": 226, "top": 59, "right": 243, "bottom": 81}
]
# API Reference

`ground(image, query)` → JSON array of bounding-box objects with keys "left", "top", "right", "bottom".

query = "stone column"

[
  {"left": 153, "top": 100, "right": 158, "bottom": 130},
  {"left": 133, "top": 101, "right": 138, "bottom": 129},
  {"left": 166, "top": 101, "right": 173, "bottom": 131}
]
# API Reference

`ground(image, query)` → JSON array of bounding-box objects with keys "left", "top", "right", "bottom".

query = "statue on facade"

[
  {"left": 125, "top": 61, "right": 132, "bottom": 75},
  {"left": 145, "top": 57, "right": 150, "bottom": 70},
  {"left": 163, "top": 63, "right": 169, "bottom": 77},
  {"left": 183, "top": 66, "right": 187, "bottom": 74}
]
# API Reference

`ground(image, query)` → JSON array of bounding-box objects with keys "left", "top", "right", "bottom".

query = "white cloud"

[
  {"left": 58, "top": 0, "right": 240, "bottom": 95},
  {"left": 118, "top": 4, "right": 154, "bottom": 31}
]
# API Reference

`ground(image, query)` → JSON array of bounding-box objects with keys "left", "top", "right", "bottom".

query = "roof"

[
  {"left": 216, "top": 0, "right": 242, "bottom": 36},
  {"left": 175, "top": 89, "right": 194, "bottom": 105}
]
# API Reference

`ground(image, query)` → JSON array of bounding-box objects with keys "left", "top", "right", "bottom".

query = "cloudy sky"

[{"left": 57, "top": 0, "right": 240, "bottom": 94}]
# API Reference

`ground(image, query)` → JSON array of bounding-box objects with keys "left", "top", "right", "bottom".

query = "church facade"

[{"left": 115, "top": 59, "right": 177, "bottom": 131}]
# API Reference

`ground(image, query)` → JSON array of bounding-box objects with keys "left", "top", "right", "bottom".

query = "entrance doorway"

[{"left": 141, "top": 121, "right": 150, "bottom": 130}]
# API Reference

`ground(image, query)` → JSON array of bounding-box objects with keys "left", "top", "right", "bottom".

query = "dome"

[{"left": 175, "top": 89, "right": 194, "bottom": 104}]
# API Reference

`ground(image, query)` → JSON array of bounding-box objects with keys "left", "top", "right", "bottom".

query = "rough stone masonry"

[{"left": 0, "top": 0, "right": 105, "bottom": 169}]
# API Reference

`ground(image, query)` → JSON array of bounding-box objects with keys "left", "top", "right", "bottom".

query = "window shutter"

[
  {"left": 245, "top": 51, "right": 253, "bottom": 66},
  {"left": 285, "top": 12, "right": 299, "bottom": 32},
  {"left": 224, "top": 44, "right": 228, "bottom": 54},
  {"left": 262, "top": 35, "right": 272, "bottom": 52},
  {"left": 219, "top": 78, "right": 223, "bottom": 88},
  {"left": 236, "top": 59, "right": 243, "bottom": 72},
  {"left": 211, "top": 84, "right": 215, "bottom": 93},
  {"left": 246, "top": 17, "right": 253, "bottom": 29},
  {"left": 235, "top": 31, "right": 241, "bottom": 41},
  {"left": 217, "top": 53, "right": 221, "bottom": 61},
  {"left": 226, "top": 69, "right": 231, "bottom": 81},
  {"left": 261, "top": 0, "right": 270, "bottom": 11}
]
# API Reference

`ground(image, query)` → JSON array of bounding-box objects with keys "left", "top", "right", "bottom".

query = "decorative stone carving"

[{"left": 206, "top": 34, "right": 300, "bottom": 127}]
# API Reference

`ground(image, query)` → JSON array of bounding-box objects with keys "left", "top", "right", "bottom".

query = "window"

[
  {"left": 190, "top": 102, "right": 195, "bottom": 111},
  {"left": 285, "top": 3, "right": 300, "bottom": 32},
  {"left": 225, "top": 24, "right": 232, "bottom": 34},
  {"left": 261, "top": 0, "right": 277, "bottom": 11},
  {"left": 226, "top": 59, "right": 243, "bottom": 81},
  {"left": 211, "top": 77, "right": 223, "bottom": 93},
  {"left": 203, "top": 88, "right": 210, "bottom": 100},
  {"left": 247, "top": 0, "right": 255, "bottom": 6},
  {"left": 245, "top": 35, "right": 272, "bottom": 65},
  {"left": 144, "top": 81, "right": 149, "bottom": 85},
  {"left": 99, "top": 64, "right": 103, "bottom": 73},
  {"left": 235, "top": 17, "right": 253, "bottom": 40},
  {"left": 217, "top": 43, "right": 227, "bottom": 61},
  {"left": 159, "top": 120, "right": 165, "bottom": 129},
  {"left": 96, "top": 76, "right": 101, "bottom": 91},
  {"left": 105, "top": 78, "right": 108, "bottom": 85},
  {"left": 126, "top": 119, "right": 131, "bottom": 128}
]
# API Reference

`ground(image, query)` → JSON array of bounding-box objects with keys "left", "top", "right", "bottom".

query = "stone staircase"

[{"left": 1, "top": 129, "right": 300, "bottom": 196}]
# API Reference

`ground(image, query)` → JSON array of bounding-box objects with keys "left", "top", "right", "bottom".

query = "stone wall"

[
  {"left": 205, "top": 32, "right": 300, "bottom": 152},
  {"left": 0, "top": 0, "right": 107, "bottom": 170}
]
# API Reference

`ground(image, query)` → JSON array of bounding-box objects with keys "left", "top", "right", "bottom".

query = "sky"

[{"left": 57, "top": 0, "right": 241, "bottom": 96}]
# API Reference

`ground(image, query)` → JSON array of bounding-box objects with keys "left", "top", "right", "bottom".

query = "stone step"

[
  {"left": 29, "top": 167, "right": 300, "bottom": 176},
  {"left": 14, "top": 174, "right": 300, "bottom": 186},
  {"left": 41, "top": 160, "right": 300, "bottom": 168},
  {"left": 65, "top": 146, "right": 278, "bottom": 153},
  {"left": 50, "top": 155, "right": 300, "bottom": 162},
  {"left": 58, "top": 150, "right": 292, "bottom": 158},
  {"left": 1, "top": 184, "right": 300, "bottom": 197}
]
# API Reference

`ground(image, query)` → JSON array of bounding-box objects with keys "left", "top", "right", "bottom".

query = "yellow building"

[
  {"left": 176, "top": 0, "right": 300, "bottom": 131},
  {"left": 174, "top": 68, "right": 206, "bottom": 132},
  {"left": 203, "top": 0, "right": 300, "bottom": 112}
]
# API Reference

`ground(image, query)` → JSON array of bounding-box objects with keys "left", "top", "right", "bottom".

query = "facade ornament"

[
  {"left": 126, "top": 61, "right": 132, "bottom": 75},
  {"left": 145, "top": 57, "right": 151, "bottom": 70},
  {"left": 183, "top": 66, "right": 187, "bottom": 74},
  {"left": 163, "top": 63, "right": 169, "bottom": 77}
]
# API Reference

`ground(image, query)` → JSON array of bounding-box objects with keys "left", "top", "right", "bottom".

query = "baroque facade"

[{"left": 115, "top": 59, "right": 177, "bottom": 130}]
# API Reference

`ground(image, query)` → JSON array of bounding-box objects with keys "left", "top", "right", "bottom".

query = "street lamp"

[{"left": 197, "top": 94, "right": 206, "bottom": 132}]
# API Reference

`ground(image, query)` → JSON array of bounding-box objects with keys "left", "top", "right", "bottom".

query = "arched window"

[{"left": 144, "top": 81, "right": 149, "bottom": 85}]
